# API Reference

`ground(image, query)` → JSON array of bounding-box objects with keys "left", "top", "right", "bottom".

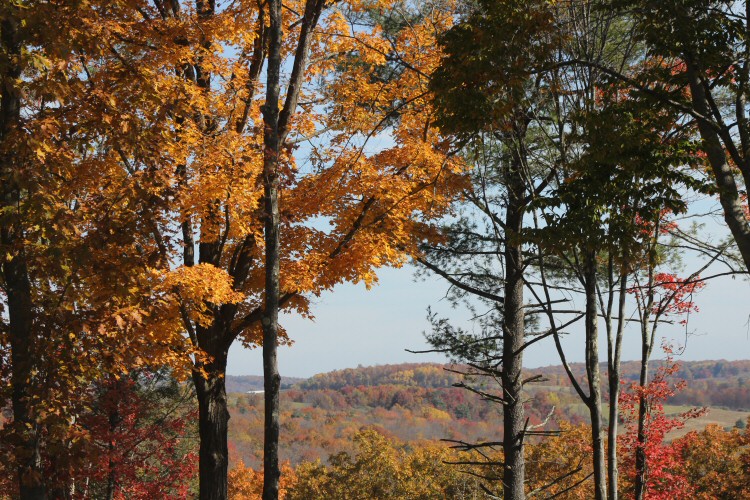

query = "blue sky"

[{"left": 227, "top": 259, "right": 750, "bottom": 378}]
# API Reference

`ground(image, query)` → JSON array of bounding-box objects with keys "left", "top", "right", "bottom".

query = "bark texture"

[
  {"left": 260, "top": 2, "right": 323, "bottom": 497},
  {"left": 193, "top": 337, "right": 230, "bottom": 500},
  {"left": 501, "top": 134, "right": 527, "bottom": 500},
  {"left": 584, "top": 251, "right": 607, "bottom": 500},
  {"left": 685, "top": 57, "right": 750, "bottom": 270},
  {"left": 606, "top": 269, "right": 627, "bottom": 500}
]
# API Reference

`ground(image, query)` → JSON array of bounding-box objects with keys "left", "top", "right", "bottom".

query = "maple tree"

[
  {"left": 4, "top": 2, "right": 746, "bottom": 500},
  {"left": 618, "top": 351, "right": 705, "bottom": 499},
  {"left": 524, "top": 422, "right": 595, "bottom": 499},
  {"left": 71, "top": 373, "right": 198, "bottom": 499},
  {"left": 2, "top": 1, "right": 468, "bottom": 498},
  {"left": 1, "top": 2, "right": 199, "bottom": 497},
  {"left": 0, "top": 369, "right": 198, "bottom": 499},
  {"left": 619, "top": 200, "right": 711, "bottom": 500},
  {"left": 671, "top": 421, "right": 750, "bottom": 499},
  {"left": 227, "top": 460, "right": 296, "bottom": 500}
]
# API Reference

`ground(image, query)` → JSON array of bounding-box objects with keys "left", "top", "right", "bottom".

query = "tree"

[
  {"left": 672, "top": 421, "right": 750, "bottom": 499},
  {"left": 73, "top": 372, "right": 198, "bottom": 499},
  {"left": 1, "top": 3, "right": 194, "bottom": 497},
  {"left": 2, "top": 2, "right": 466, "bottom": 498},
  {"left": 42, "top": 2, "right": 463, "bottom": 498},
  {"left": 618, "top": 351, "right": 705, "bottom": 499},
  {"left": 541, "top": 96, "right": 705, "bottom": 499},
  {"left": 287, "top": 429, "right": 480, "bottom": 500},
  {"left": 601, "top": 0, "right": 750, "bottom": 271},
  {"left": 424, "top": 1, "right": 563, "bottom": 498},
  {"left": 227, "top": 460, "right": 297, "bottom": 500},
  {"left": 627, "top": 239, "right": 707, "bottom": 500},
  {"left": 524, "top": 422, "right": 595, "bottom": 499}
]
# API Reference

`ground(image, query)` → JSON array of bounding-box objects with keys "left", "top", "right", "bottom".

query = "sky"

[{"left": 227, "top": 256, "right": 750, "bottom": 378}]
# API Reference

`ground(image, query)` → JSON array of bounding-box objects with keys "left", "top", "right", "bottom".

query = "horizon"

[
  {"left": 228, "top": 261, "right": 750, "bottom": 378},
  {"left": 227, "top": 357, "right": 750, "bottom": 379}
]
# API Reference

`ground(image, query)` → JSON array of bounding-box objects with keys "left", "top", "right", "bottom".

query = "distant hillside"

[
  {"left": 298, "top": 363, "right": 460, "bottom": 390},
  {"left": 530, "top": 359, "right": 750, "bottom": 411},
  {"left": 228, "top": 359, "right": 750, "bottom": 409},
  {"left": 227, "top": 360, "right": 750, "bottom": 468}
]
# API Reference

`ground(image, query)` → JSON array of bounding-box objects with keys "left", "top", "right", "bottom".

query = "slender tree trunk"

[
  {"left": 584, "top": 250, "right": 607, "bottom": 500},
  {"left": 634, "top": 237, "right": 658, "bottom": 500},
  {"left": 261, "top": 1, "right": 283, "bottom": 497},
  {"left": 606, "top": 270, "right": 627, "bottom": 500},
  {"left": 633, "top": 310, "right": 654, "bottom": 500},
  {"left": 501, "top": 143, "right": 526, "bottom": 500},
  {"left": 1, "top": 13, "right": 46, "bottom": 500},
  {"left": 193, "top": 348, "right": 230, "bottom": 500},
  {"left": 105, "top": 378, "right": 122, "bottom": 500},
  {"left": 633, "top": 346, "right": 649, "bottom": 500}
]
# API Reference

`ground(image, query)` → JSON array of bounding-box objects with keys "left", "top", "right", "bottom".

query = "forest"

[{"left": 2, "top": 0, "right": 750, "bottom": 499}]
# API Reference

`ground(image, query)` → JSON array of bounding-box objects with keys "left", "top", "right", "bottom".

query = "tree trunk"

[
  {"left": 633, "top": 241, "right": 659, "bottom": 500},
  {"left": 1, "top": 13, "right": 46, "bottom": 500},
  {"left": 105, "top": 379, "right": 122, "bottom": 500},
  {"left": 261, "top": 1, "right": 283, "bottom": 497},
  {"left": 606, "top": 266, "right": 627, "bottom": 500},
  {"left": 6, "top": 257, "right": 44, "bottom": 500},
  {"left": 193, "top": 354, "right": 230, "bottom": 500},
  {"left": 584, "top": 251, "right": 607, "bottom": 500},
  {"left": 633, "top": 335, "right": 651, "bottom": 500},
  {"left": 685, "top": 57, "right": 750, "bottom": 271},
  {"left": 501, "top": 143, "right": 526, "bottom": 500}
]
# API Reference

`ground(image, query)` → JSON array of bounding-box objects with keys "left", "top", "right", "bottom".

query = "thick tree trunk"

[
  {"left": 193, "top": 354, "right": 230, "bottom": 500},
  {"left": 584, "top": 251, "right": 607, "bottom": 500},
  {"left": 6, "top": 256, "right": 44, "bottom": 500},
  {"left": 261, "top": 1, "right": 283, "bottom": 498},
  {"left": 501, "top": 149, "right": 526, "bottom": 500},
  {"left": 1, "top": 13, "right": 46, "bottom": 500}
]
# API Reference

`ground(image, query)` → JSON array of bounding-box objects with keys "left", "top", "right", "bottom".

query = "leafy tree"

[
  {"left": 425, "top": 1, "right": 563, "bottom": 498},
  {"left": 4, "top": 1, "right": 467, "bottom": 498},
  {"left": 525, "top": 422, "right": 595, "bottom": 499},
  {"left": 538, "top": 82, "right": 708, "bottom": 496},
  {"left": 73, "top": 372, "right": 198, "bottom": 499},
  {"left": 1, "top": 3, "right": 195, "bottom": 497},
  {"left": 0, "top": 370, "right": 198, "bottom": 499},
  {"left": 287, "top": 429, "right": 481, "bottom": 500},
  {"left": 672, "top": 421, "right": 750, "bottom": 499},
  {"left": 602, "top": 0, "right": 750, "bottom": 271},
  {"left": 618, "top": 351, "right": 705, "bottom": 499},
  {"left": 227, "top": 460, "right": 297, "bottom": 500}
]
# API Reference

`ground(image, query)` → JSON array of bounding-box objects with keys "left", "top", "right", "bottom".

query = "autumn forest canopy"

[{"left": 2, "top": 0, "right": 750, "bottom": 499}]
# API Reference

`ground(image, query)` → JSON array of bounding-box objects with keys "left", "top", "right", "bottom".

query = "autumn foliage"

[
  {"left": 3, "top": 0, "right": 750, "bottom": 498},
  {"left": 618, "top": 350, "right": 706, "bottom": 499},
  {"left": 228, "top": 461, "right": 296, "bottom": 500}
]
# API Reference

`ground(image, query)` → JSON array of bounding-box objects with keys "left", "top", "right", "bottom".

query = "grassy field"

[
  {"left": 664, "top": 405, "right": 749, "bottom": 439},
  {"left": 561, "top": 403, "right": 748, "bottom": 440}
]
